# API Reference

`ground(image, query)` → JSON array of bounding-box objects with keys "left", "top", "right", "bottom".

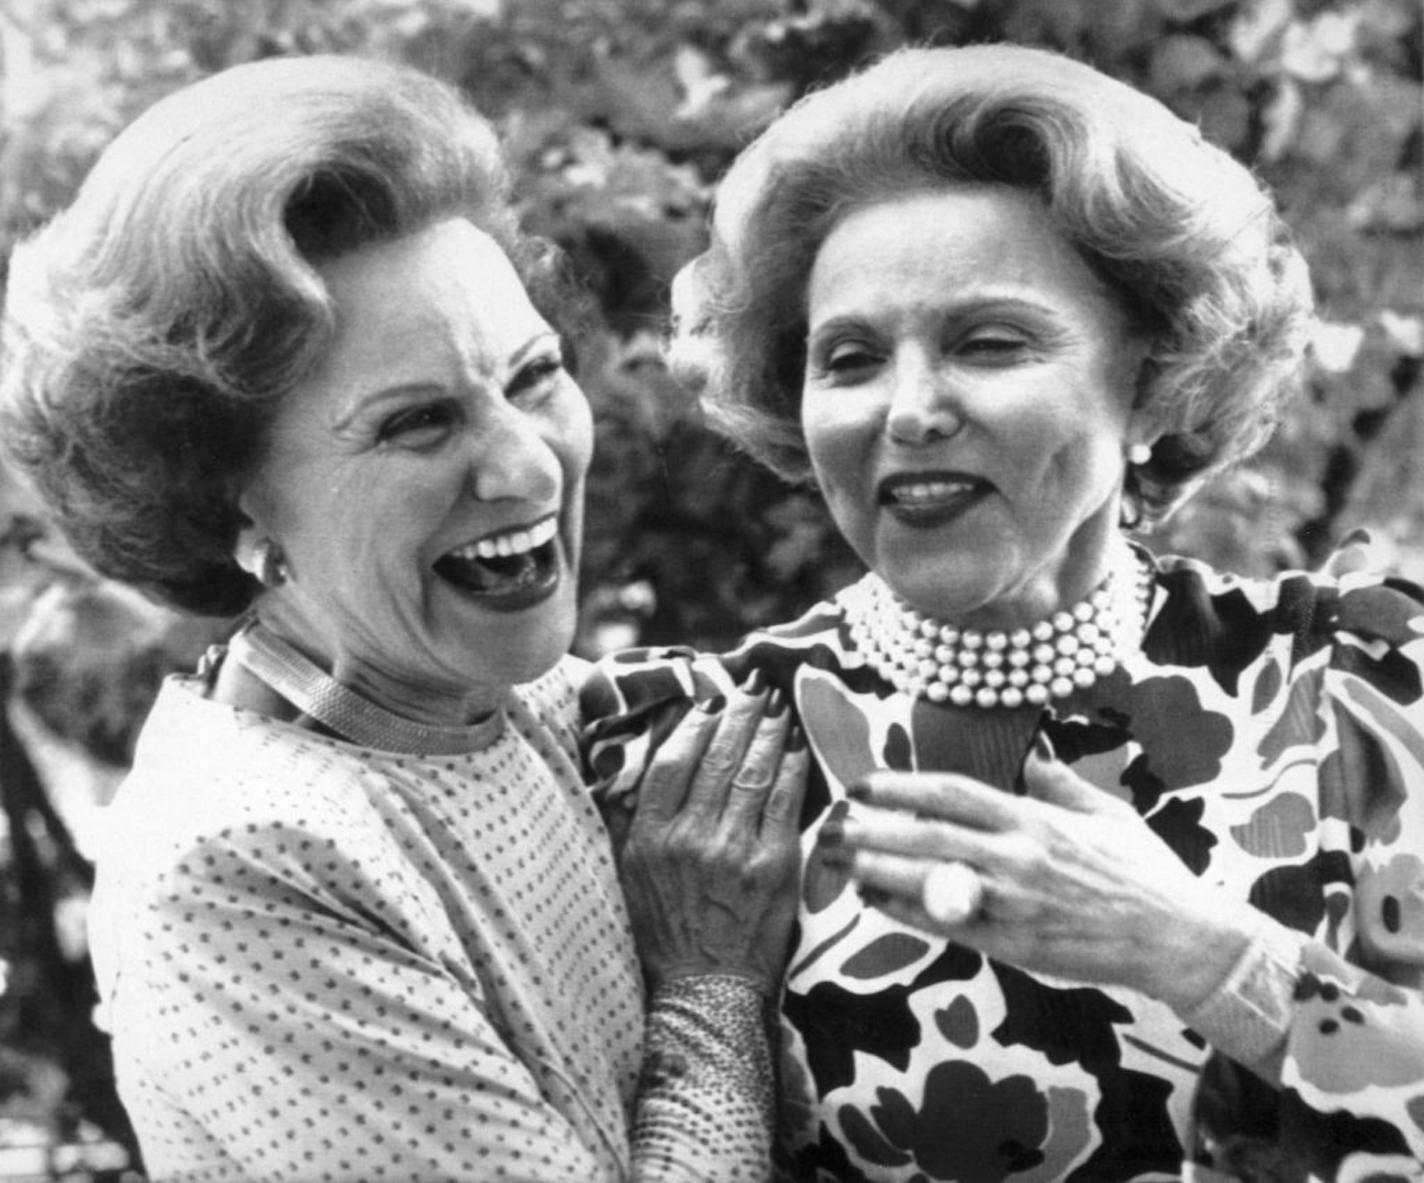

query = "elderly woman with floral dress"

[{"left": 584, "top": 44, "right": 1424, "bottom": 1181}]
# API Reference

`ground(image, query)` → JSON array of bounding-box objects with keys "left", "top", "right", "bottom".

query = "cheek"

[
  {"left": 1035, "top": 428, "right": 1128, "bottom": 511},
  {"left": 802, "top": 397, "right": 871, "bottom": 488},
  {"left": 552, "top": 386, "right": 595, "bottom": 483}
]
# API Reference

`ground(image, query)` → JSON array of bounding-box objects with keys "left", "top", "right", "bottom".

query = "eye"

[
  {"left": 811, "top": 337, "right": 883, "bottom": 384},
  {"left": 508, "top": 354, "right": 565, "bottom": 401},
  {"left": 955, "top": 326, "right": 1033, "bottom": 363},
  {"left": 377, "top": 400, "right": 459, "bottom": 447}
]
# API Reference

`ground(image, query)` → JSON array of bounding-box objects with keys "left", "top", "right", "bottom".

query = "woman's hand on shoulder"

[{"left": 617, "top": 675, "right": 808, "bottom": 993}]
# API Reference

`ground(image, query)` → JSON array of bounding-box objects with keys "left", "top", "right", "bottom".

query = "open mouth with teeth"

[
  {"left": 881, "top": 475, "right": 989, "bottom": 525},
  {"left": 433, "top": 515, "right": 561, "bottom": 605}
]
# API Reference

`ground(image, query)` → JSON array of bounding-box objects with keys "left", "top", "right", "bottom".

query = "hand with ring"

[
  {"left": 921, "top": 861, "right": 984, "bottom": 927},
  {"left": 824, "top": 736, "right": 1258, "bottom": 1012}
]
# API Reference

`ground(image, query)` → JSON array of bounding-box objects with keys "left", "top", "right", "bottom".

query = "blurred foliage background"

[{"left": 0, "top": 0, "right": 1419, "bottom": 1176}]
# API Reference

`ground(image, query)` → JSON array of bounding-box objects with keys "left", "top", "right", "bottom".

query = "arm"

[
  {"left": 620, "top": 680, "right": 808, "bottom": 1181},
  {"left": 124, "top": 815, "right": 793, "bottom": 1183},
  {"left": 833, "top": 720, "right": 1424, "bottom": 1172},
  {"left": 539, "top": 652, "right": 797, "bottom": 1179},
  {"left": 122, "top": 824, "right": 633, "bottom": 1182}
]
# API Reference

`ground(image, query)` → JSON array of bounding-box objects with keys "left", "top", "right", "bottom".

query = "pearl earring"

[
  {"left": 253, "top": 539, "right": 289, "bottom": 588},
  {"left": 1127, "top": 443, "right": 1152, "bottom": 465}
]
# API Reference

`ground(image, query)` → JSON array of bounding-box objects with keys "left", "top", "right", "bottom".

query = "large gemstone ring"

[{"left": 921, "top": 862, "right": 984, "bottom": 926}]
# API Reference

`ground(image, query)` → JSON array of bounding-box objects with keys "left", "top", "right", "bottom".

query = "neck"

[
  {"left": 329, "top": 655, "right": 501, "bottom": 728},
  {"left": 253, "top": 602, "right": 502, "bottom": 728},
  {"left": 219, "top": 622, "right": 508, "bottom": 754},
  {"left": 921, "top": 530, "right": 1138, "bottom": 633}
]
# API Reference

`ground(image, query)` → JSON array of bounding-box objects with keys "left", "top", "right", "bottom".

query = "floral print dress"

[{"left": 582, "top": 547, "right": 1424, "bottom": 1181}]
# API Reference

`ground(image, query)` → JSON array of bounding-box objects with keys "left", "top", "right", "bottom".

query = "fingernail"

[
  {"left": 697, "top": 694, "right": 726, "bottom": 714},
  {"left": 1032, "top": 730, "right": 1056, "bottom": 762},
  {"left": 765, "top": 688, "right": 788, "bottom": 717},
  {"left": 817, "top": 818, "right": 844, "bottom": 847},
  {"left": 858, "top": 884, "right": 891, "bottom": 908},
  {"left": 742, "top": 668, "right": 767, "bottom": 695},
  {"left": 846, "top": 781, "right": 871, "bottom": 802},
  {"left": 785, "top": 723, "right": 807, "bottom": 752}
]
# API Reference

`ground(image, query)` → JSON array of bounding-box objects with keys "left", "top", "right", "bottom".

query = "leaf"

[
  {"left": 1152, "top": 0, "right": 1236, "bottom": 22},
  {"left": 1229, "top": 0, "right": 1293, "bottom": 63},
  {"left": 839, "top": 1102, "right": 913, "bottom": 1166},
  {"left": 839, "top": 931, "right": 932, "bottom": 980},
  {"left": 1229, "top": 791, "right": 1316, "bottom": 858},
  {"left": 934, "top": 994, "right": 981, "bottom": 1050},
  {"left": 1260, "top": 76, "right": 1304, "bottom": 163},
  {"left": 1280, "top": 12, "right": 1362, "bottom": 83},
  {"left": 1149, "top": 35, "right": 1225, "bottom": 92}
]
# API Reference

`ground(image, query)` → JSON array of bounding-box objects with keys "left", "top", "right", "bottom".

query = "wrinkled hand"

[
  {"left": 618, "top": 680, "right": 809, "bottom": 993},
  {"left": 833, "top": 737, "right": 1252, "bottom": 1012}
]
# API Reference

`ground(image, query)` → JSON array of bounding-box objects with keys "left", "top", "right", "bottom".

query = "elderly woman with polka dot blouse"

[
  {"left": 0, "top": 56, "right": 805, "bottom": 1181},
  {"left": 583, "top": 44, "right": 1424, "bottom": 1179}
]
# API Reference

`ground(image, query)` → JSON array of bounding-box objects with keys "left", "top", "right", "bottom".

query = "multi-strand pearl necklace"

[{"left": 841, "top": 548, "right": 1154, "bottom": 709}]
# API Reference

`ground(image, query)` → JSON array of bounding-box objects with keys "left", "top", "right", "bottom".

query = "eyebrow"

[
  {"left": 511, "top": 330, "right": 563, "bottom": 369},
  {"left": 807, "top": 295, "right": 1065, "bottom": 339},
  {"left": 331, "top": 329, "right": 563, "bottom": 431}
]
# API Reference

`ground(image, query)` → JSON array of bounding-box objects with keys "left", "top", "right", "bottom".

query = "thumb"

[{"left": 1022, "top": 731, "right": 1120, "bottom": 815}]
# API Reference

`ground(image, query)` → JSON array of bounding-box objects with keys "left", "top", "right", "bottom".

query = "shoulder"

[
  {"left": 517, "top": 653, "right": 587, "bottom": 717},
  {"left": 513, "top": 655, "right": 593, "bottom": 759},
  {"left": 581, "top": 590, "right": 852, "bottom": 720},
  {"left": 1150, "top": 544, "right": 1424, "bottom": 676},
  {"left": 98, "top": 678, "right": 412, "bottom": 905}
]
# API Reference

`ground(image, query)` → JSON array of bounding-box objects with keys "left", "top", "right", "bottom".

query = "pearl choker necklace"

[
  {"left": 841, "top": 550, "right": 1154, "bottom": 709},
  {"left": 227, "top": 623, "right": 506, "bottom": 754}
]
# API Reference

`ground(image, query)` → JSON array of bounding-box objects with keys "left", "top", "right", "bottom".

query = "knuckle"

[
  {"left": 997, "top": 832, "right": 1039, "bottom": 869},
  {"left": 730, "top": 766, "right": 776, "bottom": 794},
  {"left": 699, "top": 741, "right": 740, "bottom": 777}
]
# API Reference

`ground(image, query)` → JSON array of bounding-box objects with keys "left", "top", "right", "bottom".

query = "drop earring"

[
  {"left": 253, "top": 539, "right": 289, "bottom": 588},
  {"left": 1127, "top": 443, "right": 1152, "bottom": 465}
]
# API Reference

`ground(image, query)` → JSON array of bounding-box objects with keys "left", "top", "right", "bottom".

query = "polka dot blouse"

[{"left": 88, "top": 656, "right": 772, "bottom": 1181}]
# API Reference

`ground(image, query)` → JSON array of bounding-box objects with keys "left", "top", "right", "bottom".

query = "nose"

[
  {"left": 468, "top": 407, "right": 561, "bottom": 504},
  {"left": 884, "top": 350, "right": 961, "bottom": 446}
]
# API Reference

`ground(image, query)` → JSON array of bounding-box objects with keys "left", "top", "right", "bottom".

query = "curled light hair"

[
  {"left": 670, "top": 44, "right": 1315, "bottom": 524},
  {"left": 1, "top": 54, "right": 577, "bottom": 615}
]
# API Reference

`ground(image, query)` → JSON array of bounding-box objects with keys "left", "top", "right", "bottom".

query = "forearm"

[
  {"left": 1180, "top": 912, "right": 1424, "bottom": 1166},
  {"left": 1176, "top": 909, "right": 1306, "bottom": 1079},
  {"left": 632, "top": 975, "right": 775, "bottom": 1182}
]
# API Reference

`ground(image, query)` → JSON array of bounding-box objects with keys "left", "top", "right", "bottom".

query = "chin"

[
  {"left": 499, "top": 595, "right": 578, "bottom": 686},
  {"left": 878, "top": 561, "right": 974, "bottom": 616}
]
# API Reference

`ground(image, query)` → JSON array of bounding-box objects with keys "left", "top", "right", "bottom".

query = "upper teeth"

[
  {"left": 893, "top": 480, "right": 973, "bottom": 503},
  {"left": 450, "top": 517, "right": 558, "bottom": 561}
]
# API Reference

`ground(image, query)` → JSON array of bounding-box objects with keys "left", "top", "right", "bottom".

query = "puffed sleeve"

[{"left": 1189, "top": 559, "right": 1424, "bottom": 1177}]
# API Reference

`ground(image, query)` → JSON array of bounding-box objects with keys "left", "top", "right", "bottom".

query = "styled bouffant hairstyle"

[
  {"left": 1, "top": 55, "right": 573, "bottom": 616},
  {"left": 670, "top": 44, "right": 1315, "bottom": 525}
]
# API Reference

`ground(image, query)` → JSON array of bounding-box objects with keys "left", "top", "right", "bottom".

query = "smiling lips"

[
  {"left": 434, "top": 515, "right": 561, "bottom": 608},
  {"left": 880, "top": 474, "right": 989, "bottom": 527}
]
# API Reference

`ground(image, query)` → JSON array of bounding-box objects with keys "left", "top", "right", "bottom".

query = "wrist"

[
  {"left": 1178, "top": 913, "right": 1304, "bottom": 1072},
  {"left": 649, "top": 963, "right": 775, "bottom": 997},
  {"left": 1138, "top": 896, "right": 1258, "bottom": 1012}
]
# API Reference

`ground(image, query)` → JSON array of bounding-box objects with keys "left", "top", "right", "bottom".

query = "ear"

[
  {"left": 1125, "top": 350, "right": 1167, "bottom": 452},
  {"left": 231, "top": 483, "right": 268, "bottom": 580}
]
